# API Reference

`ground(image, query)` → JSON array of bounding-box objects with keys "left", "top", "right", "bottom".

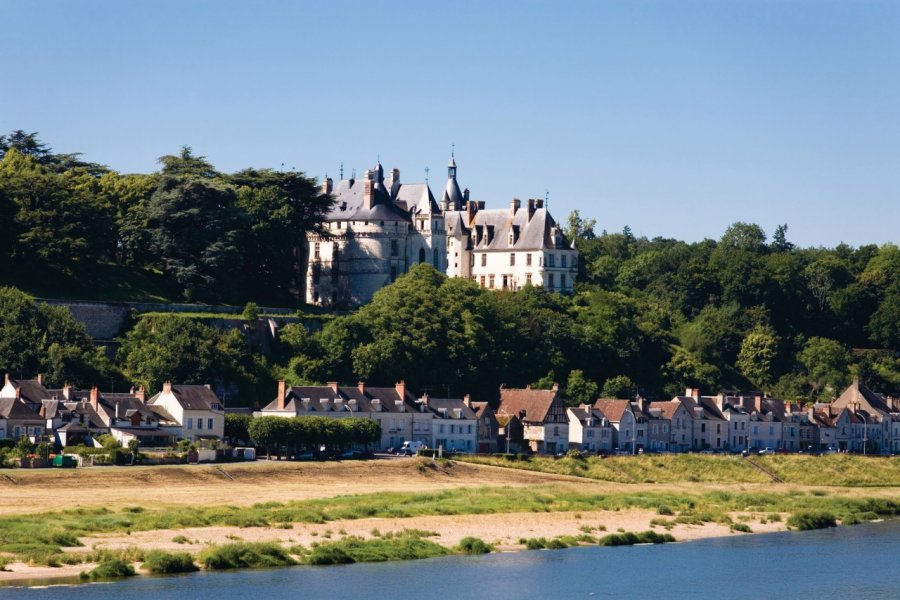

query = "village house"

[
  {"left": 830, "top": 378, "right": 897, "bottom": 454},
  {"left": 567, "top": 405, "right": 613, "bottom": 454},
  {"left": 148, "top": 382, "right": 225, "bottom": 443},
  {"left": 258, "top": 380, "right": 428, "bottom": 450},
  {"left": 497, "top": 384, "right": 569, "bottom": 455},
  {"left": 471, "top": 400, "right": 500, "bottom": 454},
  {"left": 651, "top": 398, "right": 693, "bottom": 452},
  {"left": 640, "top": 400, "right": 671, "bottom": 451},
  {"left": 421, "top": 395, "right": 477, "bottom": 453},
  {"left": 593, "top": 399, "right": 643, "bottom": 453}
]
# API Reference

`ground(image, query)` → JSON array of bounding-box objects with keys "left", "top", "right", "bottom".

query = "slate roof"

[
  {"left": 833, "top": 379, "right": 893, "bottom": 419},
  {"left": 0, "top": 397, "right": 42, "bottom": 421},
  {"left": 149, "top": 385, "right": 222, "bottom": 411},
  {"left": 395, "top": 183, "right": 440, "bottom": 216},
  {"left": 6, "top": 378, "right": 52, "bottom": 406},
  {"left": 262, "top": 385, "right": 419, "bottom": 414},
  {"left": 498, "top": 387, "right": 561, "bottom": 423},
  {"left": 423, "top": 398, "right": 477, "bottom": 420},
  {"left": 326, "top": 169, "right": 412, "bottom": 223}
]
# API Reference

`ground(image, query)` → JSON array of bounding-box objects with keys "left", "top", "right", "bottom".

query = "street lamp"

[{"left": 858, "top": 410, "right": 867, "bottom": 456}]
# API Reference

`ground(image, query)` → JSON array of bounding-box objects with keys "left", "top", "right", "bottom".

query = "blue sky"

[{"left": 3, "top": 0, "right": 898, "bottom": 248}]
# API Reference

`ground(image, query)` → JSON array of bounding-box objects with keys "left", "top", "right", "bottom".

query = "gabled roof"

[
  {"left": 0, "top": 397, "right": 42, "bottom": 421},
  {"left": 150, "top": 385, "right": 222, "bottom": 411},
  {"left": 497, "top": 387, "right": 561, "bottom": 424},
  {"left": 395, "top": 183, "right": 440, "bottom": 216},
  {"left": 261, "top": 385, "right": 419, "bottom": 414},
  {"left": 326, "top": 175, "right": 411, "bottom": 222},
  {"left": 833, "top": 379, "right": 892, "bottom": 419},
  {"left": 592, "top": 399, "right": 632, "bottom": 423},
  {"left": 650, "top": 399, "right": 690, "bottom": 420},
  {"left": 423, "top": 397, "right": 476, "bottom": 420},
  {"left": 5, "top": 378, "right": 52, "bottom": 405}
]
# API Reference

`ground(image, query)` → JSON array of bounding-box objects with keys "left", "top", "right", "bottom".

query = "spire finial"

[
  {"left": 340, "top": 162, "right": 344, "bottom": 180},
  {"left": 545, "top": 190, "right": 550, "bottom": 210},
  {"left": 424, "top": 166, "right": 430, "bottom": 184},
  {"left": 451, "top": 143, "right": 455, "bottom": 158}
]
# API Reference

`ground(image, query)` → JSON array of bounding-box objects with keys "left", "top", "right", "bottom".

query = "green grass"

[
  {"left": 2, "top": 484, "right": 899, "bottom": 566},
  {"left": 303, "top": 530, "right": 449, "bottom": 565},
  {"left": 199, "top": 542, "right": 296, "bottom": 570},
  {"left": 787, "top": 512, "right": 837, "bottom": 530},
  {"left": 142, "top": 550, "right": 198, "bottom": 574},
  {"left": 80, "top": 559, "right": 136, "bottom": 580},
  {"left": 597, "top": 531, "right": 675, "bottom": 546},
  {"left": 456, "top": 454, "right": 900, "bottom": 486}
]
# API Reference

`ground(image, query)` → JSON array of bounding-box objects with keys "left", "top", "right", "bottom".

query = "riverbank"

[{"left": 1, "top": 458, "right": 898, "bottom": 586}]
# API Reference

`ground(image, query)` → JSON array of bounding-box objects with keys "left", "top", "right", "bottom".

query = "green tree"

[
  {"left": 144, "top": 148, "right": 244, "bottom": 301},
  {"left": 798, "top": 337, "right": 851, "bottom": 401},
  {"left": 601, "top": 375, "right": 635, "bottom": 399},
  {"left": 564, "top": 369, "right": 599, "bottom": 406},
  {"left": 565, "top": 209, "right": 596, "bottom": 242},
  {"left": 736, "top": 327, "right": 779, "bottom": 390}
]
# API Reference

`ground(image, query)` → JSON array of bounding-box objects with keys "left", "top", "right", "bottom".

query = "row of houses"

[
  {"left": 3, "top": 371, "right": 897, "bottom": 458},
  {"left": 256, "top": 378, "right": 900, "bottom": 456},
  {"left": 502, "top": 379, "right": 900, "bottom": 455},
  {"left": 0, "top": 375, "right": 225, "bottom": 447}
]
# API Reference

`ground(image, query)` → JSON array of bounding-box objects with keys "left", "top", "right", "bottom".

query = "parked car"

[
  {"left": 758, "top": 447, "right": 775, "bottom": 455},
  {"left": 340, "top": 450, "right": 362, "bottom": 460}
]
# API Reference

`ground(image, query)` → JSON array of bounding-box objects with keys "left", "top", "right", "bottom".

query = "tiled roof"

[
  {"left": 498, "top": 387, "right": 560, "bottom": 423},
  {"left": 592, "top": 399, "right": 632, "bottom": 423}
]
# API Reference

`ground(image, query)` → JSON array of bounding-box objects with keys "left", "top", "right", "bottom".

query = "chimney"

[
  {"left": 395, "top": 380, "right": 406, "bottom": 400},
  {"left": 277, "top": 380, "right": 286, "bottom": 410},
  {"left": 535, "top": 199, "right": 544, "bottom": 209},
  {"left": 204, "top": 383, "right": 212, "bottom": 390},
  {"left": 754, "top": 395, "right": 763, "bottom": 413},
  {"left": 3, "top": 373, "right": 9, "bottom": 387},
  {"left": 358, "top": 381, "right": 366, "bottom": 395},
  {"left": 463, "top": 188, "right": 470, "bottom": 202},
  {"left": 463, "top": 394, "right": 472, "bottom": 409},
  {"left": 477, "top": 200, "right": 485, "bottom": 210},
  {"left": 466, "top": 200, "right": 477, "bottom": 225},
  {"left": 327, "top": 381, "right": 339, "bottom": 393},
  {"left": 421, "top": 393, "right": 429, "bottom": 411},
  {"left": 527, "top": 199, "right": 535, "bottom": 221},
  {"left": 551, "top": 382, "right": 559, "bottom": 392},
  {"left": 90, "top": 386, "right": 99, "bottom": 412},
  {"left": 163, "top": 381, "right": 172, "bottom": 394},
  {"left": 135, "top": 386, "right": 146, "bottom": 403},
  {"left": 510, "top": 197, "right": 521, "bottom": 216},
  {"left": 63, "top": 384, "right": 72, "bottom": 400},
  {"left": 363, "top": 170, "right": 374, "bottom": 209},
  {"left": 37, "top": 373, "right": 43, "bottom": 385},
  {"left": 322, "top": 177, "right": 333, "bottom": 195}
]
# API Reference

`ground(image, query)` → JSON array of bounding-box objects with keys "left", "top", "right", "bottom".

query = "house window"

[
  {"left": 314, "top": 242, "right": 320, "bottom": 259},
  {"left": 510, "top": 253, "right": 515, "bottom": 266},
  {"left": 701, "top": 423, "right": 706, "bottom": 433},
  {"left": 526, "top": 253, "right": 532, "bottom": 266},
  {"left": 197, "top": 418, "right": 203, "bottom": 430},
  {"left": 526, "top": 273, "right": 532, "bottom": 285},
  {"left": 560, "top": 274, "right": 567, "bottom": 289},
  {"left": 489, "top": 275, "right": 495, "bottom": 289},
  {"left": 547, "top": 254, "right": 555, "bottom": 267},
  {"left": 548, "top": 274, "right": 555, "bottom": 290},
  {"left": 208, "top": 418, "right": 214, "bottom": 430},
  {"left": 480, "top": 275, "right": 486, "bottom": 287},
  {"left": 561, "top": 255, "right": 567, "bottom": 268},
  {"left": 187, "top": 418, "right": 193, "bottom": 430},
  {"left": 481, "top": 254, "right": 487, "bottom": 267}
]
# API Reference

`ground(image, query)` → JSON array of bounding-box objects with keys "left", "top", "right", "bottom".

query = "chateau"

[{"left": 304, "top": 156, "right": 578, "bottom": 307}]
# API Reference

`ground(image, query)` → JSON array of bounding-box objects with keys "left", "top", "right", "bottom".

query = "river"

[{"left": 10, "top": 520, "right": 900, "bottom": 599}]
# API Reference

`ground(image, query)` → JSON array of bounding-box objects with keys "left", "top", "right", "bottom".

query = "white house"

[
  {"left": 148, "top": 382, "right": 225, "bottom": 442},
  {"left": 567, "top": 405, "right": 613, "bottom": 453},
  {"left": 422, "top": 395, "right": 478, "bottom": 453}
]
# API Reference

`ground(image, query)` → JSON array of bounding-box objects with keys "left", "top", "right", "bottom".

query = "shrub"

[
  {"left": 81, "top": 559, "right": 136, "bottom": 580},
  {"left": 730, "top": 523, "right": 752, "bottom": 533},
  {"left": 598, "top": 531, "right": 675, "bottom": 546},
  {"left": 787, "top": 512, "right": 837, "bottom": 531},
  {"left": 306, "top": 545, "right": 355, "bottom": 565},
  {"left": 657, "top": 505, "right": 674, "bottom": 516},
  {"left": 199, "top": 542, "right": 296, "bottom": 570},
  {"left": 545, "top": 538, "right": 568, "bottom": 549},
  {"left": 456, "top": 537, "right": 492, "bottom": 554},
  {"left": 172, "top": 535, "right": 190, "bottom": 544},
  {"left": 524, "top": 538, "right": 547, "bottom": 550},
  {"left": 143, "top": 551, "right": 198, "bottom": 574}
]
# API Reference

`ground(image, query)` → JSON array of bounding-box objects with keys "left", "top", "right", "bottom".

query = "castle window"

[
  {"left": 419, "top": 247, "right": 426, "bottom": 263},
  {"left": 489, "top": 275, "right": 495, "bottom": 289},
  {"left": 561, "top": 255, "right": 567, "bottom": 268},
  {"left": 337, "top": 221, "right": 342, "bottom": 229},
  {"left": 510, "top": 253, "right": 515, "bottom": 266},
  {"left": 390, "top": 265, "right": 397, "bottom": 281},
  {"left": 526, "top": 253, "right": 532, "bottom": 266},
  {"left": 481, "top": 254, "right": 487, "bottom": 267},
  {"left": 314, "top": 242, "right": 320, "bottom": 259},
  {"left": 526, "top": 273, "right": 532, "bottom": 285},
  {"left": 547, "top": 254, "right": 555, "bottom": 268},
  {"left": 561, "top": 274, "right": 567, "bottom": 289},
  {"left": 433, "top": 248, "right": 439, "bottom": 268},
  {"left": 391, "top": 240, "right": 399, "bottom": 257},
  {"left": 548, "top": 274, "right": 555, "bottom": 290},
  {"left": 480, "top": 276, "right": 486, "bottom": 287}
]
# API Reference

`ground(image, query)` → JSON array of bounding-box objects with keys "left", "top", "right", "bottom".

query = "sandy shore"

[{"left": 0, "top": 458, "right": 888, "bottom": 586}]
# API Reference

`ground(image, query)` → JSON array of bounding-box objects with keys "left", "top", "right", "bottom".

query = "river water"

[{"left": 11, "top": 520, "right": 900, "bottom": 599}]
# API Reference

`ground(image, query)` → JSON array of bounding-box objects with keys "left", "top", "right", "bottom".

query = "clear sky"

[{"left": 3, "top": 0, "right": 898, "bottom": 248}]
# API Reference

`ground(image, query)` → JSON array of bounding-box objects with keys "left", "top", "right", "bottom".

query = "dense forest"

[
  {"left": 0, "top": 131, "right": 897, "bottom": 406},
  {"left": 0, "top": 130, "right": 332, "bottom": 304}
]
